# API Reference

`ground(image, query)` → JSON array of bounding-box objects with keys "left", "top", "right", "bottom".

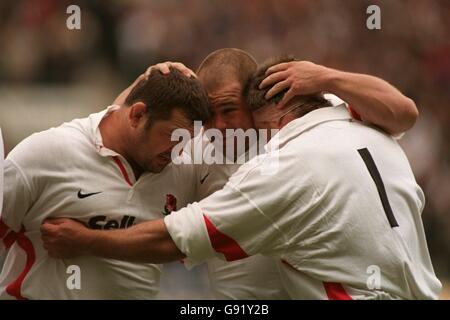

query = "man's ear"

[{"left": 128, "top": 102, "right": 148, "bottom": 128}]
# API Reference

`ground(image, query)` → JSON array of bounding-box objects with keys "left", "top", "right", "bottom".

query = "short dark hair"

[
  {"left": 197, "top": 48, "right": 257, "bottom": 92},
  {"left": 244, "top": 56, "right": 331, "bottom": 116},
  {"left": 125, "top": 68, "right": 211, "bottom": 126}
]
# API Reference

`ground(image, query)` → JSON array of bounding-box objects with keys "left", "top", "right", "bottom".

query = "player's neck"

[
  {"left": 99, "top": 110, "right": 128, "bottom": 157},
  {"left": 99, "top": 109, "right": 145, "bottom": 180}
]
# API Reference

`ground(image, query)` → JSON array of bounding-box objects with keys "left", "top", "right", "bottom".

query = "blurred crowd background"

[{"left": 0, "top": 0, "right": 449, "bottom": 299}]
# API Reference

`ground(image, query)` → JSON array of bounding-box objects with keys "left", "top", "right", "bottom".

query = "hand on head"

[
  {"left": 144, "top": 61, "right": 197, "bottom": 79},
  {"left": 259, "top": 61, "right": 330, "bottom": 108}
]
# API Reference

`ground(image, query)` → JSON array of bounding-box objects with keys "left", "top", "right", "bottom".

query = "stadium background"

[{"left": 0, "top": 0, "right": 449, "bottom": 299}]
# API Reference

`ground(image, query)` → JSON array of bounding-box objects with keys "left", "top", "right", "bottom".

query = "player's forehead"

[{"left": 207, "top": 81, "right": 243, "bottom": 107}]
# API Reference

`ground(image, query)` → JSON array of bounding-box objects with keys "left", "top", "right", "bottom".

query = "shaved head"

[{"left": 197, "top": 48, "right": 257, "bottom": 92}]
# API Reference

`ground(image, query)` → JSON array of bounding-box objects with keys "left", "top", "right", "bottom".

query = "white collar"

[
  {"left": 89, "top": 104, "right": 121, "bottom": 157},
  {"left": 265, "top": 104, "right": 351, "bottom": 152}
]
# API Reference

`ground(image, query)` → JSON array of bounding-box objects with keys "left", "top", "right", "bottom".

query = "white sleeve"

[
  {"left": 1, "top": 131, "right": 45, "bottom": 236},
  {"left": 164, "top": 154, "right": 295, "bottom": 268},
  {"left": 0, "top": 129, "right": 3, "bottom": 257},
  {"left": 0, "top": 128, "right": 3, "bottom": 216},
  {"left": 164, "top": 202, "right": 215, "bottom": 268},
  {"left": 1, "top": 159, "right": 34, "bottom": 233}
]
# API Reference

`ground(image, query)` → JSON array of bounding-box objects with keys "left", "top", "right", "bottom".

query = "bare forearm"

[
  {"left": 113, "top": 75, "right": 144, "bottom": 106},
  {"left": 325, "top": 69, "right": 418, "bottom": 134},
  {"left": 82, "top": 219, "right": 184, "bottom": 263}
]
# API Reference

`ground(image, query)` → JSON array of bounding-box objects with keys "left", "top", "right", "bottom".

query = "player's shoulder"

[{"left": 7, "top": 122, "right": 90, "bottom": 169}]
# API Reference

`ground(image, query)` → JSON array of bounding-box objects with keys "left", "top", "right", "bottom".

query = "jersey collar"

[
  {"left": 265, "top": 104, "right": 351, "bottom": 152},
  {"left": 89, "top": 104, "right": 122, "bottom": 157}
]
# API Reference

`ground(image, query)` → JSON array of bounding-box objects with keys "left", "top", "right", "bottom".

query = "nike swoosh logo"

[
  {"left": 77, "top": 190, "right": 102, "bottom": 199},
  {"left": 200, "top": 173, "right": 210, "bottom": 184}
]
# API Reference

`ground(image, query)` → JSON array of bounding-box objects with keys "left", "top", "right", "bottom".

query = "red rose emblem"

[{"left": 163, "top": 194, "right": 177, "bottom": 216}]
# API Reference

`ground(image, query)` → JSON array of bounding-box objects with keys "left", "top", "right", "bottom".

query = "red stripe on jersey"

[
  {"left": 281, "top": 260, "right": 353, "bottom": 300},
  {"left": 3, "top": 230, "right": 17, "bottom": 249},
  {"left": 203, "top": 214, "right": 249, "bottom": 261},
  {"left": 323, "top": 282, "right": 353, "bottom": 300},
  {"left": 0, "top": 219, "right": 9, "bottom": 238},
  {"left": 112, "top": 156, "right": 133, "bottom": 186},
  {"left": 5, "top": 228, "right": 36, "bottom": 300},
  {"left": 348, "top": 105, "right": 362, "bottom": 121}
]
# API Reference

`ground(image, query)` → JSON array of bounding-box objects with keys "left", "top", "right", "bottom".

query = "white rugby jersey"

[
  {"left": 0, "top": 129, "right": 3, "bottom": 270},
  {"left": 178, "top": 94, "right": 353, "bottom": 300},
  {"left": 183, "top": 131, "right": 290, "bottom": 299},
  {"left": 0, "top": 128, "right": 3, "bottom": 215},
  {"left": 0, "top": 106, "right": 194, "bottom": 299},
  {"left": 165, "top": 105, "right": 442, "bottom": 299}
]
